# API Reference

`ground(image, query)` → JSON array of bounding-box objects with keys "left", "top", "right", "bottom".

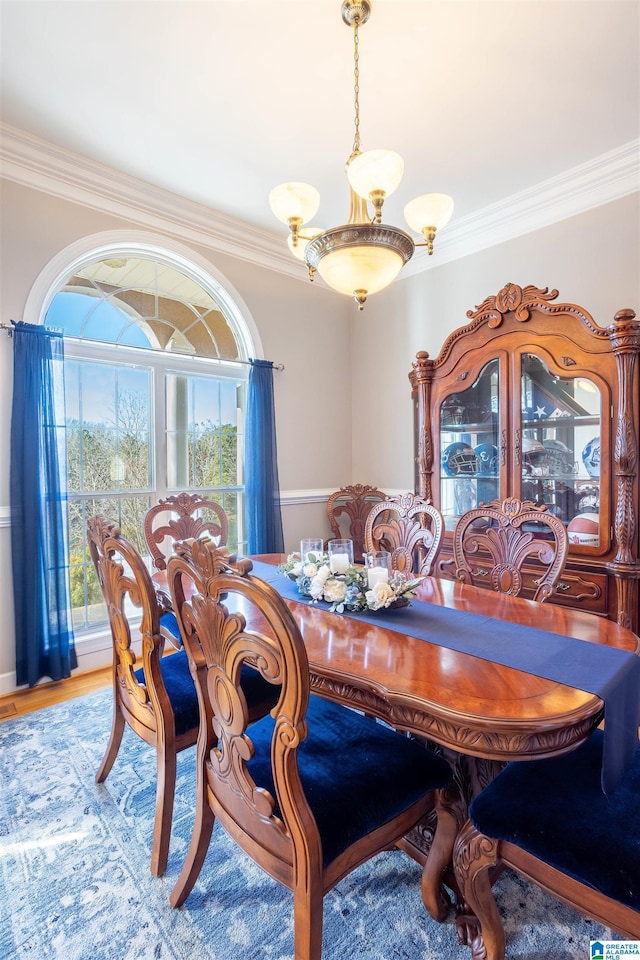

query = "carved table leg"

[
  {"left": 454, "top": 821, "right": 505, "bottom": 960},
  {"left": 421, "top": 783, "right": 467, "bottom": 921},
  {"left": 401, "top": 748, "right": 506, "bottom": 925}
]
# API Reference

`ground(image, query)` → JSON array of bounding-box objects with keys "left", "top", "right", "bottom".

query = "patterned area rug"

[{"left": 0, "top": 688, "right": 618, "bottom": 960}]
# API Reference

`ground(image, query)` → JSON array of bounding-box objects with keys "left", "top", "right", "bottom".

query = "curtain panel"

[
  {"left": 245, "top": 359, "right": 285, "bottom": 555},
  {"left": 10, "top": 321, "right": 76, "bottom": 687}
]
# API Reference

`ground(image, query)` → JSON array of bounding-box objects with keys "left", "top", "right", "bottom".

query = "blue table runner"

[{"left": 249, "top": 560, "right": 640, "bottom": 795}]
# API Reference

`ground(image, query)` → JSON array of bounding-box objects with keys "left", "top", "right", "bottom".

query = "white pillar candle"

[
  {"left": 329, "top": 553, "right": 350, "bottom": 574},
  {"left": 367, "top": 566, "right": 390, "bottom": 589},
  {"left": 301, "top": 539, "right": 324, "bottom": 561}
]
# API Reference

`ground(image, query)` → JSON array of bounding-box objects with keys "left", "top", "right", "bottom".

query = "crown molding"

[
  {"left": 2, "top": 123, "right": 638, "bottom": 281},
  {"left": 0, "top": 123, "right": 301, "bottom": 279},
  {"left": 411, "top": 139, "right": 640, "bottom": 274}
]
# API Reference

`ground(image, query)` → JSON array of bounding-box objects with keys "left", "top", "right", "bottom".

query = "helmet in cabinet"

[
  {"left": 442, "top": 441, "right": 478, "bottom": 477},
  {"left": 576, "top": 484, "right": 599, "bottom": 512},
  {"left": 474, "top": 442, "right": 499, "bottom": 475},
  {"left": 567, "top": 512, "right": 600, "bottom": 546},
  {"left": 542, "top": 438, "right": 576, "bottom": 475},
  {"left": 581, "top": 437, "right": 601, "bottom": 479},
  {"left": 441, "top": 395, "right": 466, "bottom": 426},
  {"left": 521, "top": 437, "right": 549, "bottom": 477}
]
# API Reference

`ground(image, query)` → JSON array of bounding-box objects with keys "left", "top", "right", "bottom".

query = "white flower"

[
  {"left": 309, "top": 576, "right": 326, "bottom": 600},
  {"left": 303, "top": 561, "right": 318, "bottom": 578},
  {"left": 315, "top": 564, "right": 331, "bottom": 584},
  {"left": 290, "top": 561, "right": 303, "bottom": 577},
  {"left": 366, "top": 581, "right": 396, "bottom": 611},
  {"left": 323, "top": 578, "right": 348, "bottom": 603}
]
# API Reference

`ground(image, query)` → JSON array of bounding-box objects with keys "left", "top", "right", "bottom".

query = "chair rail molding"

[
  {"left": 2, "top": 123, "right": 638, "bottom": 280},
  {"left": 280, "top": 488, "right": 404, "bottom": 506}
]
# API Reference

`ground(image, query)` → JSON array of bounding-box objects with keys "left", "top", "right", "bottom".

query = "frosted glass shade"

[
  {"left": 315, "top": 243, "right": 405, "bottom": 297},
  {"left": 305, "top": 224, "right": 415, "bottom": 299},
  {"left": 287, "top": 228, "right": 324, "bottom": 261},
  {"left": 404, "top": 193, "right": 454, "bottom": 233},
  {"left": 347, "top": 150, "right": 404, "bottom": 200},
  {"left": 269, "top": 182, "right": 320, "bottom": 225}
]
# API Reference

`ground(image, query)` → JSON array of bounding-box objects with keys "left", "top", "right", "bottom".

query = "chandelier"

[{"left": 269, "top": 0, "right": 454, "bottom": 311}]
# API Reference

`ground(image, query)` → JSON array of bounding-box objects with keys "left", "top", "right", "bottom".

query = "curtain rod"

[{"left": 0, "top": 322, "right": 284, "bottom": 369}]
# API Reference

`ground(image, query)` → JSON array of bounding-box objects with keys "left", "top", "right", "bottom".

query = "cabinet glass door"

[
  {"left": 520, "top": 354, "right": 602, "bottom": 546},
  {"left": 440, "top": 359, "right": 500, "bottom": 529}
]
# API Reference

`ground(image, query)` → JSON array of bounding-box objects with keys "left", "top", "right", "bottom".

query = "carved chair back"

[
  {"left": 452, "top": 497, "right": 569, "bottom": 602},
  {"left": 166, "top": 539, "right": 455, "bottom": 959},
  {"left": 143, "top": 492, "right": 228, "bottom": 572},
  {"left": 86, "top": 514, "right": 199, "bottom": 876},
  {"left": 364, "top": 492, "right": 445, "bottom": 576},
  {"left": 168, "top": 539, "right": 314, "bottom": 869},
  {"left": 326, "top": 484, "right": 387, "bottom": 563}
]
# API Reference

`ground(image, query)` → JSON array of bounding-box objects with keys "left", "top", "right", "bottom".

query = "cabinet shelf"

[
  {"left": 441, "top": 474, "right": 498, "bottom": 481},
  {"left": 522, "top": 415, "right": 600, "bottom": 429},
  {"left": 522, "top": 474, "right": 596, "bottom": 483},
  {"left": 442, "top": 422, "right": 497, "bottom": 433}
]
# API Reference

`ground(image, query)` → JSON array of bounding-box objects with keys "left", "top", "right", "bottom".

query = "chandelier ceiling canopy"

[{"left": 269, "top": 0, "right": 454, "bottom": 310}]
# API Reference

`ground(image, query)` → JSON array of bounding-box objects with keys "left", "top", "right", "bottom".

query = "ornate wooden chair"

[
  {"left": 166, "top": 538, "right": 454, "bottom": 959},
  {"left": 87, "top": 515, "right": 275, "bottom": 877},
  {"left": 452, "top": 497, "right": 569, "bottom": 602},
  {"left": 87, "top": 514, "right": 200, "bottom": 876},
  {"left": 143, "top": 492, "right": 228, "bottom": 572},
  {"left": 364, "top": 492, "right": 444, "bottom": 576},
  {"left": 143, "top": 492, "right": 229, "bottom": 642},
  {"left": 326, "top": 483, "right": 387, "bottom": 563},
  {"left": 453, "top": 729, "right": 640, "bottom": 960}
]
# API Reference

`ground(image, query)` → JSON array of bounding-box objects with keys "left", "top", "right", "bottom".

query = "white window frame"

[{"left": 27, "top": 232, "right": 262, "bottom": 652}]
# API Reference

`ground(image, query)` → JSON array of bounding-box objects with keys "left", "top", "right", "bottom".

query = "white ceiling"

[{"left": 1, "top": 0, "right": 639, "bottom": 246}]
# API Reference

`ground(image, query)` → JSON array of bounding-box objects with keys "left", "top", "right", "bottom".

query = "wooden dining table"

[
  {"left": 245, "top": 555, "right": 638, "bottom": 759},
  {"left": 153, "top": 552, "right": 640, "bottom": 928}
]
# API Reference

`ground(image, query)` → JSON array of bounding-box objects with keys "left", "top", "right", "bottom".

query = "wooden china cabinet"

[{"left": 409, "top": 283, "right": 640, "bottom": 633}]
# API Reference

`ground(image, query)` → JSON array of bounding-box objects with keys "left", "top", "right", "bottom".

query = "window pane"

[
  {"left": 47, "top": 257, "right": 243, "bottom": 359},
  {"left": 65, "top": 361, "right": 152, "bottom": 494},
  {"left": 166, "top": 372, "right": 243, "bottom": 494}
]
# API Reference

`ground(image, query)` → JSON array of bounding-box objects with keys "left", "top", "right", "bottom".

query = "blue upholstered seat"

[
  {"left": 247, "top": 694, "right": 453, "bottom": 868},
  {"left": 134, "top": 649, "right": 198, "bottom": 737},
  {"left": 468, "top": 729, "right": 640, "bottom": 911},
  {"left": 135, "top": 644, "right": 275, "bottom": 739},
  {"left": 160, "top": 610, "right": 180, "bottom": 641}
]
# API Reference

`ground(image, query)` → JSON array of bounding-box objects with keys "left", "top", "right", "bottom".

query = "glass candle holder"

[
  {"left": 300, "top": 538, "right": 324, "bottom": 562},
  {"left": 364, "top": 551, "right": 392, "bottom": 589},
  {"left": 328, "top": 539, "right": 354, "bottom": 574}
]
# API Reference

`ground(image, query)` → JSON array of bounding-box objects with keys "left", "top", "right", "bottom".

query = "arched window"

[{"left": 43, "top": 247, "right": 257, "bottom": 634}]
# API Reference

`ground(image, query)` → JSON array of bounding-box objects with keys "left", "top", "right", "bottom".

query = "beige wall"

[
  {"left": 1, "top": 179, "right": 638, "bottom": 692},
  {"left": 351, "top": 194, "right": 640, "bottom": 489},
  {"left": 0, "top": 180, "right": 353, "bottom": 689}
]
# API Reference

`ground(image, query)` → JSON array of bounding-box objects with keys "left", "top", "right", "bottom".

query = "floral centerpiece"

[{"left": 278, "top": 551, "right": 420, "bottom": 614}]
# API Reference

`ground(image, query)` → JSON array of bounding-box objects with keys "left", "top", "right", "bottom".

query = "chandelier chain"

[{"left": 352, "top": 21, "right": 361, "bottom": 156}]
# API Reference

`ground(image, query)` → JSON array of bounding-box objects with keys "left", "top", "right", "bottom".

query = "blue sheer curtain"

[
  {"left": 246, "top": 359, "right": 285, "bottom": 555},
  {"left": 10, "top": 321, "right": 76, "bottom": 687}
]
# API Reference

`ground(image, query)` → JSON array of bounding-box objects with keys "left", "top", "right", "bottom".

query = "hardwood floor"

[{"left": 0, "top": 666, "right": 111, "bottom": 721}]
